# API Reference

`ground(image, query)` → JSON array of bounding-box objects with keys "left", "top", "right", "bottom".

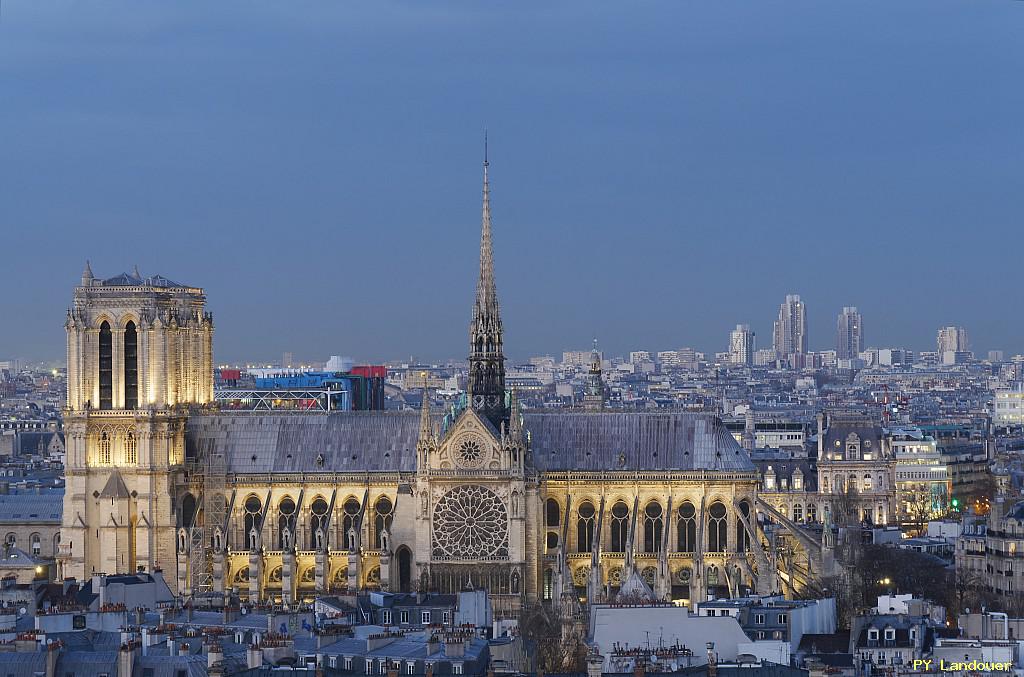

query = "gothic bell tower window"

[
  {"left": 124, "top": 321, "right": 138, "bottom": 409},
  {"left": 99, "top": 321, "right": 113, "bottom": 409}
]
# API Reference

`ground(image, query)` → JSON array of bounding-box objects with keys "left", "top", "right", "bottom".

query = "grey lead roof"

[
  {"left": 525, "top": 412, "right": 755, "bottom": 472},
  {"left": 187, "top": 410, "right": 755, "bottom": 474}
]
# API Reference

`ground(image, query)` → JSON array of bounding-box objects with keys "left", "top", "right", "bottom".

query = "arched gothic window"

[
  {"left": 643, "top": 501, "right": 663, "bottom": 552},
  {"left": 278, "top": 497, "right": 296, "bottom": 549},
  {"left": 545, "top": 498, "right": 560, "bottom": 528},
  {"left": 243, "top": 495, "right": 262, "bottom": 545},
  {"left": 677, "top": 501, "right": 697, "bottom": 552},
  {"left": 99, "top": 432, "right": 111, "bottom": 465},
  {"left": 342, "top": 498, "right": 361, "bottom": 549},
  {"left": 708, "top": 501, "right": 727, "bottom": 552},
  {"left": 576, "top": 501, "right": 595, "bottom": 553},
  {"left": 374, "top": 496, "right": 394, "bottom": 549},
  {"left": 98, "top": 321, "right": 112, "bottom": 409},
  {"left": 124, "top": 321, "right": 138, "bottom": 409},
  {"left": 125, "top": 432, "right": 137, "bottom": 465},
  {"left": 310, "top": 497, "right": 329, "bottom": 550},
  {"left": 610, "top": 501, "right": 629, "bottom": 552}
]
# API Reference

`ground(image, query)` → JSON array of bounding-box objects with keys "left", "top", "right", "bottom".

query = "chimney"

[
  {"left": 586, "top": 652, "right": 604, "bottom": 677},
  {"left": 134, "top": 607, "right": 145, "bottom": 626},
  {"left": 167, "top": 636, "right": 178, "bottom": 656},
  {"left": 817, "top": 413, "right": 825, "bottom": 459},
  {"left": 633, "top": 662, "right": 645, "bottom": 677},
  {"left": 425, "top": 664, "right": 434, "bottom": 677},
  {"left": 707, "top": 642, "right": 717, "bottom": 677},
  {"left": 45, "top": 640, "right": 61, "bottom": 677},
  {"left": 207, "top": 641, "right": 224, "bottom": 669},
  {"left": 94, "top": 574, "right": 107, "bottom": 607},
  {"left": 118, "top": 642, "right": 139, "bottom": 677},
  {"left": 247, "top": 644, "right": 264, "bottom": 670}
]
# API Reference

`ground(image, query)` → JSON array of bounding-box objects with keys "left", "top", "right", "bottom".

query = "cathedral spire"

[
  {"left": 474, "top": 133, "right": 498, "bottom": 323},
  {"left": 467, "top": 135, "right": 507, "bottom": 430},
  {"left": 81, "top": 260, "right": 94, "bottom": 287}
]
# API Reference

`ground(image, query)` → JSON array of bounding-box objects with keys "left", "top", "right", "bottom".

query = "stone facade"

[
  {"left": 61, "top": 161, "right": 824, "bottom": 613},
  {"left": 58, "top": 266, "right": 213, "bottom": 582}
]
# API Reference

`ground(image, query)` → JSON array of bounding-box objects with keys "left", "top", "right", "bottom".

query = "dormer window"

[
  {"left": 793, "top": 471, "right": 803, "bottom": 491},
  {"left": 885, "top": 628, "right": 895, "bottom": 641},
  {"left": 846, "top": 433, "right": 861, "bottom": 460},
  {"left": 869, "top": 629, "right": 878, "bottom": 640}
]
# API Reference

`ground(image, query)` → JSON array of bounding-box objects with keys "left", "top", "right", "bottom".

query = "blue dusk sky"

[{"left": 0, "top": 1, "right": 1022, "bottom": 364}]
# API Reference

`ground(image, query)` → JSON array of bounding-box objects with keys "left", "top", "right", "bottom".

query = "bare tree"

[{"left": 519, "top": 604, "right": 587, "bottom": 672}]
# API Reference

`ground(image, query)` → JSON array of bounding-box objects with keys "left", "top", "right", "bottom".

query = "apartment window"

[
  {"left": 400, "top": 610, "right": 409, "bottom": 624},
  {"left": 344, "top": 658, "right": 352, "bottom": 670},
  {"left": 443, "top": 610, "right": 451, "bottom": 625},
  {"left": 407, "top": 665, "right": 415, "bottom": 675},
  {"left": 885, "top": 629, "right": 895, "bottom": 641},
  {"left": 379, "top": 661, "right": 387, "bottom": 674},
  {"left": 755, "top": 613, "right": 765, "bottom": 624},
  {"left": 382, "top": 610, "right": 392, "bottom": 625},
  {"left": 869, "top": 630, "right": 879, "bottom": 641},
  {"left": 453, "top": 665, "right": 463, "bottom": 675},
  {"left": 328, "top": 657, "right": 337, "bottom": 668},
  {"left": 421, "top": 611, "right": 431, "bottom": 624},
  {"left": 706, "top": 609, "right": 716, "bottom": 617},
  {"left": 778, "top": 614, "right": 786, "bottom": 624}
]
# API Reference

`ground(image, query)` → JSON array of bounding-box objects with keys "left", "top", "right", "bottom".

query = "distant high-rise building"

[
  {"left": 677, "top": 347, "right": 698, "bottom": 370},
  {"left": 988, "top": 350, "right": 1005, "bottom": 363},
  {"left": 772, "top": 294, "right": 807, "bottom": 359},
  {"left": 657, "top": 350, "right": 681, "bottom": 368},
  {"left": 936, "top": 326, "right": 969, "bottom": 354},
  {"left": 729, "top": 324, "right": 755, "bottom": 365},
  {"left": 628, "top": 351, "right": 652, "bottom": 364},
  {"left": 282, "top": 351, "right": 294, "bottom": 368},
  {"left": 836, "top": 306, "right": 863, "bottom": 360},
  {"left": 754, "top": 348, "right": 777, "bottom": 367}
]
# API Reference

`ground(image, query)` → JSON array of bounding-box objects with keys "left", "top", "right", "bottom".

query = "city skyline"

[{"left": 1, "top": 2, "right": 1022, "bottom": 362}]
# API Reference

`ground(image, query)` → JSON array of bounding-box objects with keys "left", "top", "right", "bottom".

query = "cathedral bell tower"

[
  {"left": 467, "top": 141, "right": 508, "bottom": 431},
  {"left": 59, "top": 265, "right": 213, "bottom": 584}
]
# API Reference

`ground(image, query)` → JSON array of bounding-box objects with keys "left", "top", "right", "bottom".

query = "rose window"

[
  {"left": 607, "top": 567, "right": 623, "bottom": 585},
  {"left": 432, "top": 485, "right": 509, "bottom": 560},
  {"left": 573, "top": 567, "right": 590, "bottom": 587},
  {"left": 455, "top": 439, "right": 485, "bottom": 468}
]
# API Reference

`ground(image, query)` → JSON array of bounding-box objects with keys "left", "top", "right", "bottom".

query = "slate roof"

[
  {"left": 188, "top": 412, "right": 423, "bottom": 473},
  {"left": 525, "top": 412, "right": 755, "bottom": 472},
  {"left": 99, "top": 272, "right": 189, "bottom": 288},
  {"left": 0, "top": 493, "right": 63, "bottom": 523},
  {"left": 187, "top": 411, "right": 755, "bottom": 474}
]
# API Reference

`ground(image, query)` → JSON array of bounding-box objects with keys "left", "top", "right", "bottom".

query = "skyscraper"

[
  {"left": 836, "top": 306, "right": 863, "bottom": 360},
  {"left": 772, "top": 294, "right": 807, "bottom": 360},
  {"left": 936, "top": 326, "right": 969, "bottom": 354},
  {"left": 729, "top": 324, "right": 755, "bottom": 365}
]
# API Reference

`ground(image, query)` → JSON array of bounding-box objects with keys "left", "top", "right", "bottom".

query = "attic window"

[{"left": 885, "top": 629, "right": 895, "bottom": 640}]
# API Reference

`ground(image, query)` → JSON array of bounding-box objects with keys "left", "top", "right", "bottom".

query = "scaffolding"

[{"left": 188, "top": 440, "right": 227, "bottom": 595}]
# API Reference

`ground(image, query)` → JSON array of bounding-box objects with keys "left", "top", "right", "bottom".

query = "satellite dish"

[
  {"left": 18, "top": 607, "right": 26, "bottom": 616},
  {"left": 240, "top": 607, "right": 248, "bottom": 615}
]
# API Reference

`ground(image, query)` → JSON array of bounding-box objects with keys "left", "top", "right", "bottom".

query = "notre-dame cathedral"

[{"left": 59, "top": 157, "right": 825, "bottom": 618}]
